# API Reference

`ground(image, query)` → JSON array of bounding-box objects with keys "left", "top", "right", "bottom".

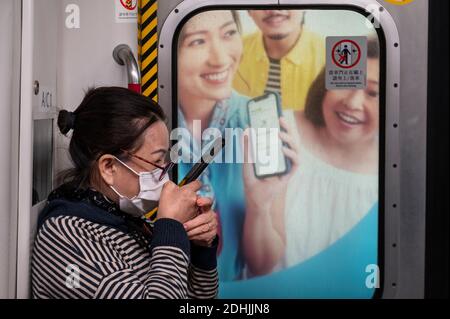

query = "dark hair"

[
  {"left": 57, "top": 86, "right": 166, "bottom": 188},
  {"left": 304, "top": 37, "right": 380, "bottom": 127},
  {"left": 301, "top": 11, "right": 306, "bottom": 27},
  {"left": 178, "top": 10, "right": 242, "bottom": 47},
  {"left": 231, "top": 10, "right": 242, "bottom": 33}
]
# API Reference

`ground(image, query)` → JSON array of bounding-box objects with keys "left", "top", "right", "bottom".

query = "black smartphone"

[
  {"left": 178, "top": 137, "right": 225, "bottom": 186},
  {"left": 247, "top": 92, "right": 291, "bottom": 178},
  {"left": 144, "top": 137, "right": 225, "bottom": 220}
]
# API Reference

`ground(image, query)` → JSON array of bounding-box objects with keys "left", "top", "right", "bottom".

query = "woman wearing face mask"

[
  {"left": 31, "top": 87, "right": 219, "bottom": 299},
  {"left": 177, "top": 10, "right": 251, "bottom": 282},
  {"left": 243, "top": 38, "right": 380, "bottom": 276}
]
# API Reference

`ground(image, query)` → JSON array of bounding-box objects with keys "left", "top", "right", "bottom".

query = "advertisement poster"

[{"left": 176, "top": 9, "right": 381, "bottom": 298}]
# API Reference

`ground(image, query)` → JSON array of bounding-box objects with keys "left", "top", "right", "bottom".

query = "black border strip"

[{"left": 425, "top": 0, "right": 449, "bottom": 299}]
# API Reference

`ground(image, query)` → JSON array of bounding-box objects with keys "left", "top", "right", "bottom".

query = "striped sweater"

[{"left": 31, "top": 191, "right": 219, "bottom": 299}]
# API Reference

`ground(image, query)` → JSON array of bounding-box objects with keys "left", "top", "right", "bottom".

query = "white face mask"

[{"left": 110, "top": 157, "right": 169, "bottom": 217}]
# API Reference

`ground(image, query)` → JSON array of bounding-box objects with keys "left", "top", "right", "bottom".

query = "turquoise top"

[{"left": 178, "top": 90, "right": 249, "bottom": 281}]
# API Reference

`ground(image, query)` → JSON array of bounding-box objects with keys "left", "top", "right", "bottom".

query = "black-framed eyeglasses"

[{"left": 120, "top": 149, "right": 174, "bottom": 181}]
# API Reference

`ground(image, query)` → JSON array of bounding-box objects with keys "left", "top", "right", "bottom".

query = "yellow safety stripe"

[
  {"left": 138, "top": 0, "right": 159, "bottom": 221},
  {"left": 138, "top": 0, "right": 158, "bottom": 103}
]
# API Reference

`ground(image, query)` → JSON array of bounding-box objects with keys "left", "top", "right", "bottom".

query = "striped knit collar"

[
  {"left": 45, "top": 183, "right": 153, "bottom": 242},
  {"left": 47, "top": 183, "right": 122, "bottom": 216}
]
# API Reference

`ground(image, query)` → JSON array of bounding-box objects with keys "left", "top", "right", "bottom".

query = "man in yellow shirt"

[{"left": 233, "top": 10, "right": 325, "bottom": 111}]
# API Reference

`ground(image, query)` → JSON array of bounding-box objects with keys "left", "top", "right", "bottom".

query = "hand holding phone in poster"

[
  {"left": 242, "top": 110, "right": 299, "bottom": 214},
  {"left": 241, "top": 114, "right": 299, "bottom": 276}
]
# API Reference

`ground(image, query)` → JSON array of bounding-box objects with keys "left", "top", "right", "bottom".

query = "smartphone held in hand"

[{"left": 247, "top": 92, "right": 291, "bottom": 178}]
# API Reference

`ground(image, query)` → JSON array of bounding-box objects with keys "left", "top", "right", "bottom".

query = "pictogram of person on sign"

[
  {"left": 338, "top": 45, "right": 352, "bottom": 65},
  {"left": 332, "top": 40, "right": 362, "bottom": 69}
]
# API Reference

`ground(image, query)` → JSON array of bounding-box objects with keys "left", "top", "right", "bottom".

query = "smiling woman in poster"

[
  {"left": 177, "top": 9, "right": 306, "bottom": 282},
  {"left": 176, "top": 10, "right": 250, "bottom": 282},
  {"left": 243, "top": 38, "right": 380, "bottom": 277}
]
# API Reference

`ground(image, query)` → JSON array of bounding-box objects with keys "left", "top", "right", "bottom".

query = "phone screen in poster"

[{"left": 248, "top": 94, "right": 286, "bottom": 176}]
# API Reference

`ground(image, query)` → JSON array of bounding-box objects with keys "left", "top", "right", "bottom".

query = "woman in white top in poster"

[{"left": 242, "top": 37, "right": 380, "bottom": 277}]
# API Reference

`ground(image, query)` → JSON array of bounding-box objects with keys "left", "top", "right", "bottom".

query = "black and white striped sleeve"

[
  {"left": 32, "top": 216, "right": 217, "bottom": 299},
  {"left": 187, "top": 238, "right": 219, "bottom": 299}
]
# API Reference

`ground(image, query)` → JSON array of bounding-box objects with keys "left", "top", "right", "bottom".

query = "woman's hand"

[
  {"left": 157, "top": 180, "right": 202, "bottom": 224},
  {"left": 183, "top": 197, "right": 218, "bottom": 247},
  {"left": 242, "top": 117, "right": 300, "bottom": 214}
]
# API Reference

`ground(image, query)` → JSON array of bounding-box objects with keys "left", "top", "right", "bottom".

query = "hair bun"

[{"left": 57, "top": 110, "right": 76, "bottom": 135}]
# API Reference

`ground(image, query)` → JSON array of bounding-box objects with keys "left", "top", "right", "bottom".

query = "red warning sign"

[
  {"left": 120, "top": 0, "right": 137, "bottom": 11},
  {"left": 332, "top": 39, "right": 362, "bottom": 69},
  {"left": 326, "top": 36, "right": 368, "bottom": 89}
]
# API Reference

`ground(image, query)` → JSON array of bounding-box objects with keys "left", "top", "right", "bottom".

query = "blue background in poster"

[{"left": 218, "top": 204, "right": 378, "bottom": 299}]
